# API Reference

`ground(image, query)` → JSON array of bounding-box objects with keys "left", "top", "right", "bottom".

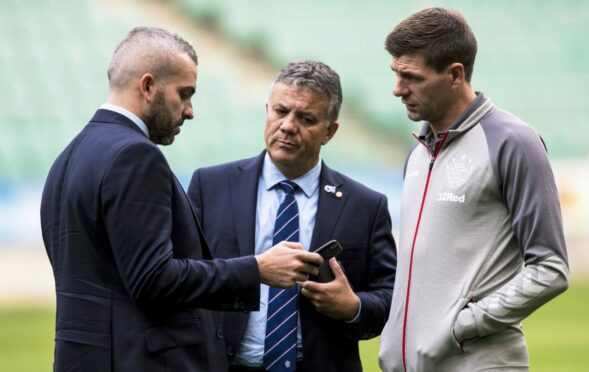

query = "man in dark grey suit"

[
  {"left": 188, "top": 60, "right": 397, "bottom": 371},
  {"left": 40, "top": 27, "right": 322, "bottom": 371}
]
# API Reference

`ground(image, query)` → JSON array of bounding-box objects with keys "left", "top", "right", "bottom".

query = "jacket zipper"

[{"left": 402, "top": 131, "right": 449, "bottom": 372}]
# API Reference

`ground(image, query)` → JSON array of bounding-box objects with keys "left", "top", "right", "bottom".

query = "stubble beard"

[{"left": 146, "top": 91, "right": 177, "bottom": 146}]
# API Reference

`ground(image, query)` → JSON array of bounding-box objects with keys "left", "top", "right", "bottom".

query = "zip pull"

[{"left": 429, "top": 131, "right": 450, "bottom": 171}]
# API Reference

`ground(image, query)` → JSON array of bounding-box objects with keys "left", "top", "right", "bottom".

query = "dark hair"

[
  {"left": 272, "top": 59, "right": 343, "bottom": 122},
  {"left": 385, "top": 8, "right": 477, "bottom": 82}
]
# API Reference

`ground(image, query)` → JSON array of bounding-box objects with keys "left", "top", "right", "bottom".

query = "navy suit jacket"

[
  {"left": 187, "top": 152, "right": 397, "bottom": 371},
  {"left": 40, "top": 110, "right": 262, "bottom": 372}
]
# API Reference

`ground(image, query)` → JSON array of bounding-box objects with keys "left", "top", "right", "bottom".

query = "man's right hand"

[{"left": 256, "top": 241, "right": 323, "bottom": 288}]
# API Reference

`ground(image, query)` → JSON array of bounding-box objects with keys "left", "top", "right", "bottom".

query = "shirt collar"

[
  {"left": 100, "top": 103, "right": 149, "bottom": 137},
  {"left": 262, "top": 152, "right": 321, "bottom": 198}
]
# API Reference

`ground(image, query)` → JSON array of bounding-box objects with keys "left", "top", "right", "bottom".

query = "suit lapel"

[
  {"left": 94, "top": 108, "right": 215, "bottom": 258},
  {"left": 309, "top": 163, "right": 348, "bottom": 251},
  {"left": 230, "top": 153, "right": 265, "bottom": 257}
]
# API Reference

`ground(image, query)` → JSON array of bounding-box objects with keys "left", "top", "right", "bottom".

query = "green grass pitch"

[{"left": 1, "top": 282, "right": 587, "bottom": 371}]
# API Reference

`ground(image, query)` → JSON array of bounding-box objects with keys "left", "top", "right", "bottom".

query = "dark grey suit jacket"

[
  {"left": 41, "top": 110, "right": 262, "bottom": 371},
  {"left": 187, "top": 152, "right": 397, "bottom": 371}
]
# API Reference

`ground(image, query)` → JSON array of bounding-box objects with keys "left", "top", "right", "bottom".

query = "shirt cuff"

[{"left": 344, "top": 299, "right": 362, "bottom": 324}]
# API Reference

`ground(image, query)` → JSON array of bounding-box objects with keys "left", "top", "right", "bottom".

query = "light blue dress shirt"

[
  {"left": 100, "top": 103, "right": 149, "bottom": 137},
  {"left": 233, "top": 153, "right": 321, "bottom": 367}
]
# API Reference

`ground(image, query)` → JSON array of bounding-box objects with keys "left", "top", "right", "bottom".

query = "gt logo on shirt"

[{"left": 436, "top": 192, "right": 465, "bottom": 203}]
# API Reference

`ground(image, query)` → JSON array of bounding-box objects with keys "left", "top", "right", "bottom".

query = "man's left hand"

[{"left": 300, "top": 258, "right": 360, "bottom": 320}]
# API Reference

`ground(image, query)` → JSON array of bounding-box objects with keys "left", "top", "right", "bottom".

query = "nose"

[
  {"left": 184, "top": 102, "right": 194, "bottom": 120},
  {"left": 279, "top": 113, "right": 297, "bottom": 133},
  {"left": 392, "top": 77, "right": 407, "bottom": 97}
]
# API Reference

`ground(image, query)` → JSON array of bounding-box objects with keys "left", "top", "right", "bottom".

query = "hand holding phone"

[{"left": 311, "top": 240, "right": 343, "bottom": 282}]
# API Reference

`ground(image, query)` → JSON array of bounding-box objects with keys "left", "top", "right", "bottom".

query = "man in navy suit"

[
  {"left": 187, "top": 60, "right": 397, "bottom": 371},
  {"left": 40, "top": 27, "right": 323, "bottom": 372}
]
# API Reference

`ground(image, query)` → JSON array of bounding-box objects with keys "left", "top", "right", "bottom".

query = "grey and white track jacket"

[{"left": 379, "top": 94, "right": 569, "bottom": 372}]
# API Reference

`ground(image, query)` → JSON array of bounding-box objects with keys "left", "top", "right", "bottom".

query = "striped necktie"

[{"left": 263, "top": 180, "right": 300, "bottom": 371}]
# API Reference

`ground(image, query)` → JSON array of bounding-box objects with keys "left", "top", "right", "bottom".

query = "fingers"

[
  {"left": 299, "top": 278, "right": 325, "bottom": 293},
  {"left": 257, "top": 242, "right": 324, "bottom": 288},
  {"left": 281, "top": 241, "right": 304, "bottom": 250},
  {"left": 294, "top": 272, "right": 310, "bottom": 283},
  {"left": 301, "top": 251, "right": 323, "bottom": 266},
  {"left": 299, "top": 282, "right": 330, "bottom": 313},
  {"left": 329, "top": 258, "right": 345, "bottom": 278},
  {"left": 299, "top": 261, "right": 320, "bottom": 277},
  {"left": 299, "top": 286, "right": 312, "bottom": 299},
  {"left": 300, "top": 283, "right": 321, "bottom": 299},
  {"left": 273, "top": 241, "right": 323, "bottom": 266}
]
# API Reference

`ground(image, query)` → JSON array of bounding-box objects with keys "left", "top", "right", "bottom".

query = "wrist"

[
  {"left": 254, "top": 254, "right": 268, "bottom": 284},
  {"left": 343, "top": 294, "right": 361, "bottom": 321}
]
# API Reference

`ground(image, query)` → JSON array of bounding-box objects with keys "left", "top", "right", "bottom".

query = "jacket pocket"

[
  {"left": 416, "top": 296, "right": 469, "bottom": 364},
  {"left": 452, "top": 297, "right": 471, "bottom": 352},
  {"left": 55, "top": 330, "right": 111, "bottom": 372},
  {"left": 56, "top": 329, "right": 111, "bottom": 348},
  {"left": 145, "top": 318, "right": 202, "bottom": 353}
]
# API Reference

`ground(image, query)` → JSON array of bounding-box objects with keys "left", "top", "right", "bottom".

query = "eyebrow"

[
  {"left": 272, "top": 103, "right": 288, "bottom": 111},
  {"left": 273, "top": 103, "right": 319, "bottom": 119},
  {"left": 391, "top": 65, "right": 420, "bottom": 79},
  {"left": 391, "top": 64, "right": 408, "bottom": 75}
]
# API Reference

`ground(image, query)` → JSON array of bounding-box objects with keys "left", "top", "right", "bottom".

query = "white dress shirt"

[{"left": 233, "top": 152, "right": 321, "bottom": 367}]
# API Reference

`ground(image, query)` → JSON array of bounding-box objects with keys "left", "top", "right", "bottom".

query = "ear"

[
  {"left": 322, "top": 122, "right": 339, "bottom": 145},
  {"left": 139, "top": 73, "right": 156, "bottom": 102},
  {"left": 448, "top": 63, "right": 465, "bottom": 86}
]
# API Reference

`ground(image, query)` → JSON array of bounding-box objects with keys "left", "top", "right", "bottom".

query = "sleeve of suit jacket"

[
  {"left": 101, "top": 142, "right": 260, "bottom": 310},
  {"left": 342, "top": 194, "right": 397, "bottom": 340}
]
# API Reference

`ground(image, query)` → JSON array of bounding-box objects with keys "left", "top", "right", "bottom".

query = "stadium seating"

[
  {"left": 0, "top": 0, "right": 119, "bottom": 181},
  {"left": 1, "top": 0, "right": 587, "bottom": 184},
  {"left": 172, "top": 0, "right": 589, "bottom": 158}
]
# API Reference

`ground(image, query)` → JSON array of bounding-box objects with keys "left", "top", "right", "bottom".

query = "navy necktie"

[{"left": 263, "top": 180, "right": 300, "bottom": 371}]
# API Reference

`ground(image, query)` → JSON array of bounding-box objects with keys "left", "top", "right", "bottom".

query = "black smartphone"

[{"left": 311, "top": 240, "right": 343, "bottom": 282}]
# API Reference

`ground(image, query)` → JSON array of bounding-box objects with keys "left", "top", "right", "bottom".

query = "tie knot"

[{"left": 277, "top": 180, "right": 299, "bottom": 195}]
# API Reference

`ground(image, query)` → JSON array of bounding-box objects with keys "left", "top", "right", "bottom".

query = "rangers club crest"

[{"left": 445, "top": 154, "right": 474, "bottom": 189}]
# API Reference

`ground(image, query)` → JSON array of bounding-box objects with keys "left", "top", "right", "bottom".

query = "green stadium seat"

[{"left": 2, "top": 0, "right": 587, "bottom": 183}]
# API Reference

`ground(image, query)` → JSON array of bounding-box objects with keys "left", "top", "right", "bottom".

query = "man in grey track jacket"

[{"left": 378, "top": 8, "right": 569, "bottom": 372}]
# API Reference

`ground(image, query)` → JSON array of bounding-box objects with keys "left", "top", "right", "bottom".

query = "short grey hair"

[
  {"left": 107, "top": 26, "right": 198, "bottom": 90},
  {"left": 271, "top": 60, "right": 343, "bottom": 123}
]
